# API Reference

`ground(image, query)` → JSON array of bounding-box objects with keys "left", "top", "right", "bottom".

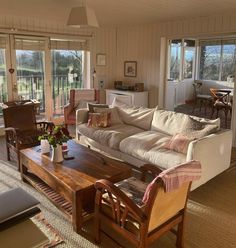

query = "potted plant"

[{"left": 39, "top": 125, "right": 70, "bottom": 163}]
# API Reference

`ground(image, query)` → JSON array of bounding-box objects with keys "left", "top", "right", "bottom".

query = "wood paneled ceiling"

[{"left": 1, "top": 0, "right": 236, "bottom": 26}]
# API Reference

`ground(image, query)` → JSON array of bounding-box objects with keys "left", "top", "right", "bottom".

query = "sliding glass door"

[
  {"left": 0, "top": 37, "right": 8, "bottom": 126},
  {"left": 15, "top": 38, "right": 46, "bottom": 117},
  {"left": 51, "top": 49, "right": 83, "bottom": 117},
  {"left": 0, "top": 35, "right": 88, "bottom": 127}
]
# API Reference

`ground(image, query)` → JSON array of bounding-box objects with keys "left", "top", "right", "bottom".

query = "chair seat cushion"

[
  {"left": 197, "top": 94, "right": 212, "bottom": 100},
  {"left": 120, "top": 131, "right": 186, "bottom": 169},
  {"left": 77, "top": 124, "right": 143, "bottom": 150},
  {"left": 115, "top": 177, "right": 148, "bottom": 207}
]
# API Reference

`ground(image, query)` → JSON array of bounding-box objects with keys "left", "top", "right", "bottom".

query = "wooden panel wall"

[{"left": 116, "top": 24, "right": 160, "bottom": 107}]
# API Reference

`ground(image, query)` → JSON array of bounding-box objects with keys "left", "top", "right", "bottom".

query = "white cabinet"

[{"left": 106, "top": 89, "right": 148, "bottom": 107}]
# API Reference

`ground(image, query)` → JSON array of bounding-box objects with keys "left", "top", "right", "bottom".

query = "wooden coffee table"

[{"left": 20, "top": 140, "right": 131, "bottom": 232}]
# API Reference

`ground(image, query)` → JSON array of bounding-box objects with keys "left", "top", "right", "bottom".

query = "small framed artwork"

[
  {"left": 124, "top": 61, "right": 137, "bottom": 77},
  {"left": 96, "top": 53, "right": 106, "bottom": 66}
]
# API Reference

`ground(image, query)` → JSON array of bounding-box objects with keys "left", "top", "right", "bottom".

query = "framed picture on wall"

[
  {"left": 96, "top": 53, "right": 106, "bottom": 66},
  {"left": 124, "top": 61, "right": 137, "bottom": 77}
]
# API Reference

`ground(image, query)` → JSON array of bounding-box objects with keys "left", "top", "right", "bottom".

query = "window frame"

[
  {"left": 197, "top": 39, "right": 236, "bottom": 82},
  {"left": 168, "top": 38, "right": 196, "bottom": 81}
]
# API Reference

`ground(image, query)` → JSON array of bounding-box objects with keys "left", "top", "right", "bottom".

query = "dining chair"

[
  {"left": 94, "top": 161, "right": 201, "bottom": 248},
  {"left": 210, "top": 88, "right": 232, "bottom": 128},
  {"left": 192, "top": 81, "right": 212, "bottom": 114}
]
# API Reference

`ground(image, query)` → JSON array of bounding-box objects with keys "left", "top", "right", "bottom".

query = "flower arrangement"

[{"left": 39, "top": 125, "right": 70, "bottom": 148}]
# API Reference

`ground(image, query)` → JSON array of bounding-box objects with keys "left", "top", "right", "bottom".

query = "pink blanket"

[{"left": 142, "top": 160, "right": 201, "bottom": 204}]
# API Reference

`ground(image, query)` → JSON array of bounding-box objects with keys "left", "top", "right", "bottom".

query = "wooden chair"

[
  {"left": 3, "top": 104, "right": 53, "bottom": 169},
  {"left": 2, "top": 99, "right": 41, "bottom": 115},
  {"left": 64, "top": 89, "right": 99, "bottom": 126},
  {"left": 94, "top": 162, "right": 201, "bottom": 248},
  {"left": 192, "top": 81, "right": 212, "bottom": 114},
  {"left": 210, "top": 88, "right": 232, "bottom": 128}
]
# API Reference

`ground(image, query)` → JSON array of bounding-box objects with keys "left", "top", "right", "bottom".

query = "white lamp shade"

[{"left": 67, "top": 6, "right": 99, "bottom": 28}]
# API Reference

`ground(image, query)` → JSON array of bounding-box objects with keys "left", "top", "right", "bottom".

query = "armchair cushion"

[{"left": 115, "top": 177, "right": 148, "bottom": 207}]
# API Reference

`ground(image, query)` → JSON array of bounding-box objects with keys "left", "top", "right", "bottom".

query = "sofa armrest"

[
  {"left": 186, "top": 129, "right": 232, "bottom": 190},
  {"left": 76, "top": 108, "right": 89, "bottom": 125},
  {"left": 75, "top": 109, "right": 89, "bottom": 140}
]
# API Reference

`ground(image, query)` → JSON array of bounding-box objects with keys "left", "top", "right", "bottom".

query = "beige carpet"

[{"left": 0, "top": 160, "right": 236, "bottom": 248}]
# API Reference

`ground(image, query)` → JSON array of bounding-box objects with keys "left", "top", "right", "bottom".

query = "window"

[
  {"left": 199, "top": 39, "right": 236, "bottom": 81},
  {"left": 169, "top": 39, "right": 196, "bottom": 81},
  {"left": 183, "top": 40, "right": 195, "bottom": 79},
  {"left": 169, "top": 39, "right": 181, "bottom": 80},
  {"left": 50, "top": 39, "right": 89, "bottom": 116}
]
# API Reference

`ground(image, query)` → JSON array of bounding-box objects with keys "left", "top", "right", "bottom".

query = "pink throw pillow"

[
  {"left": 87, "top": 112, "right": 111, "bottom": 128},
  {"left": 163, "top": 133, "right": 192, "bottom": 154}
]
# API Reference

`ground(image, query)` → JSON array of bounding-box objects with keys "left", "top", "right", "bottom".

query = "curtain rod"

[{"left": 0, "top": 26, "right": 94, "bottom": 40}]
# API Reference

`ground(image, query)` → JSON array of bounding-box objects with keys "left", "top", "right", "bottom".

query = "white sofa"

[{"left": 76, "top": 106, "right": 232, "bottom": 190}]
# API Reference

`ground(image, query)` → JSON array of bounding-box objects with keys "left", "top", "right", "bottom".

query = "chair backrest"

[
  {"left": 143, "top": 160, "right": 201, "bottom": 232},
  {"left": 147, "top": 180, "right": 190, "bottom": 232},
  {"left": 193, "top": 81, "right": 203, "bottom": 97},
  {"left": 3, "top": 104, "right": 37, "bottom": 131},
  {"left": 70, "top": 89, "right": 98, "bottom": 107},
  {"left": 210, "top": 88, "right": 232, "bottom": 104}
]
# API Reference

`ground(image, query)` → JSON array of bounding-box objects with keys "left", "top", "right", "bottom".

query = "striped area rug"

[{"left": 0, "top": 160, "right": 236, "bottom": 248}]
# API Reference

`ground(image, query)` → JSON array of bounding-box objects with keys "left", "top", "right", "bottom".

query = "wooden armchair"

[
  {"left": 64, "top": 89, "right": 99, "bottom": 126},
  {"left": 3, "top": 104, "right": 53, "bottom": 169},
  {"left": 95, "top": 161, "right": 201, "bottom": 248}
]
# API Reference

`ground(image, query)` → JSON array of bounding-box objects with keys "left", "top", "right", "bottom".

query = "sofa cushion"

[
  {"left": 88, "top": 103, "right": 109, "bottom": 113},
  {"left": 78, "top": 123, "right": 143, "bottom": 150},
  {"left": 162, "top": 133, "right": 193, "bottom": 154},
  {"left": 181, "top": 116, "right": 218, "bottom": 139},
  {"left": 117, "top": 106, "right": 155, "bottom": 130},
  {"left": 94, "top": 107, "right": 123, "bottom": 125},
  {"left": 120, "top": 131, "right": 186, "bottom": 169},
  {"left": 151, "top": 110, "right": 220, "bottom": 136},
  {"left": 87, "top": 112, "right": 111, "bottom": 128},
  {"left": 151, "top": 110, "right": 187, "bottom": 135}
]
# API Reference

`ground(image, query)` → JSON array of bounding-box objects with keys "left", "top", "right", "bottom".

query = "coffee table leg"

[{"left": 72, "top": 191, "right": 83, "bottom": 233}]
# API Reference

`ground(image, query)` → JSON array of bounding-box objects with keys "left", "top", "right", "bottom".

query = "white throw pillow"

[
  {"left": 94, "top": 107, "right": 123, "bottom": 125},
  {"left": 111, "top": 97, "right": 129, "bottom": 108}
]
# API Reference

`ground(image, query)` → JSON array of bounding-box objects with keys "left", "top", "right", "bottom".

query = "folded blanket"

[{"left": 142, "top": 160, "right": 201, "bottom": 204}]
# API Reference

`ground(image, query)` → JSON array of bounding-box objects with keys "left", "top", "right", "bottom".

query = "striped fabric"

[
  {"left": 163, "top": 133, "right": 192, "bottom": 154},
  {"left": 142, "top": 160, "right": 201, "bottom": 204}
]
